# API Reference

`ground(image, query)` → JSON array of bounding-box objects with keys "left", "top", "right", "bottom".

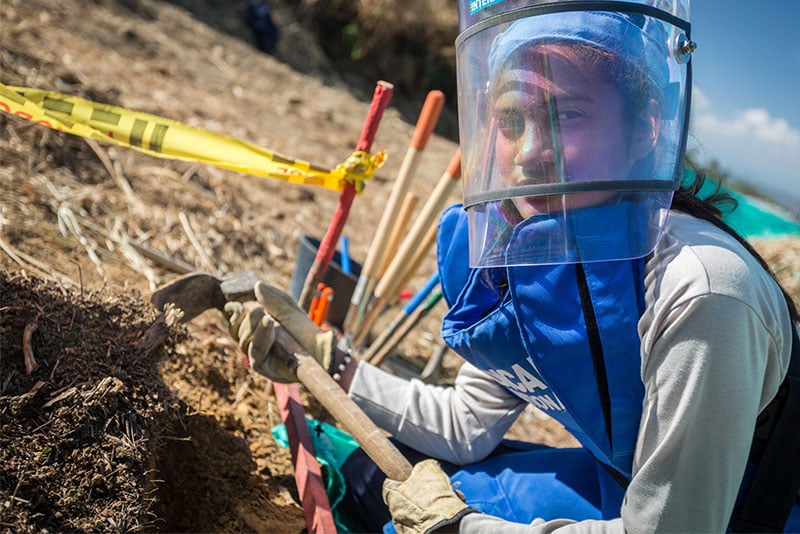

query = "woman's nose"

[{"left": 515, "top": 119, "right": 551, "bottom": 164}]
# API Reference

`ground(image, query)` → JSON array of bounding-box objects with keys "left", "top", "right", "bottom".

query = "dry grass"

[{"left": 753, "top": 237, "right": 800, "bottom": 306}]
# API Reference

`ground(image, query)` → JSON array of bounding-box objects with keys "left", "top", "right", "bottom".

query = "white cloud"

[
  {"left": 688, "top": 86, "right": 800, "bottom": 200},
  {"left": 691, "top": 86, "right": 711, "bottom": 112}
]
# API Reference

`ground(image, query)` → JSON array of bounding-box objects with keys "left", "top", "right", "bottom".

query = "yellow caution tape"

[{"left": 0, "top": 83, "right": 385, "bottom": 193}]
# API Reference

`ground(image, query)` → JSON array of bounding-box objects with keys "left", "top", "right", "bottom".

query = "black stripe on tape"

[
  {"left": 91, "top": 108, "right": 121, "bottom": 125},
  {"left": 130, "top": 119, "right": 147, "bottom": 147},
  {"left": 43, "top": 97, "right": 74, "bottom": 115},
  {"left": 271, "top": 153, "right": 296, "bottom": 166},
  {"left": 149, "top": 123, "right": 168, "bottom": 152}
]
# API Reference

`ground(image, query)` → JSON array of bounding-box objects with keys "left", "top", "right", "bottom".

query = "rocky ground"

[{"left": 1, "top": 0, "right": 798, "bottom": 532}]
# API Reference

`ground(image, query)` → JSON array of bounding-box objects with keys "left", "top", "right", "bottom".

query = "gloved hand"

[
  {"left": 382, "top": 459, "right": 475, "bottom": 534},
  {"left": 224, "top": 281, "right": 335, "bottom": 383}
]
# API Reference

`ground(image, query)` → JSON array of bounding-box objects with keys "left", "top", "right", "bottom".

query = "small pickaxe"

[
  {"left": 150, "top": 271, "right": 260, "bottom": 323},
  {"left": 151, "top": 271, "right": 413, "bottom": 481}
]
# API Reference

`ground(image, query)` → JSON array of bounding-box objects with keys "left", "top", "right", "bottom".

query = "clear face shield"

[{"left": 456, "top": 1, "right": 693, "bottom": 267}]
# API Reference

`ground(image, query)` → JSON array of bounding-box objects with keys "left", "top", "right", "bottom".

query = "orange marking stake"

[
  {"left": 354, "top": 148, "right": 461, "bottom": 345},
  {"left": 344, "top": 90, "right": 445, "bottom": 335},
  {"left": 308, "top": 282, "right": 324, "bottom": 322},
  {"left": 314, "top": 286, "right": 334, "bottom": 327}
]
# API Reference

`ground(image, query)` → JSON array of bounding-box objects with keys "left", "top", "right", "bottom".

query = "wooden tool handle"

[
  {"left": 299, "top": 81, "right": 394, "bottom": 309},
  {"left": 345, "top": 91, "right": 446, "bottom": 333},
  {"left": 410, "top": 90, "right": 445, "bottom": 150},
  {"left": 374, "top": 149, "right": 461, "bottom": 302},
  {"left": 274, "top": 329, "right": 413, "bottom": 481},
  {"left": 294, "top": 352, "right": 413, "bottom": 481}
]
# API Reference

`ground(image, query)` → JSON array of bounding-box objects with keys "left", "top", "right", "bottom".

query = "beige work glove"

[
  {"left": 224, "top": 281, "right": 335, "bottom": 383},
  {"left": 382, "top": 459, "right": 475, "bottom": 534}
]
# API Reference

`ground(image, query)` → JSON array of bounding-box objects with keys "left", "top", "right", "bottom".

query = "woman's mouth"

[{"left": 512, "top": 194, "right": 564, "bottom": 217}]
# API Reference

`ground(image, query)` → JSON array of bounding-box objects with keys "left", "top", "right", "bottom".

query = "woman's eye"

[
  {"left": 495, "top": 108, "right": 525, "bottom": 140},
  {"left": 557, "top": 108, "right": 584, "bottom": 121}
]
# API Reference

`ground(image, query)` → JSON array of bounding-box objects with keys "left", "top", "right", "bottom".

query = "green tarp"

[{"left": 688, "top": 172, "right": 800, "bottom": 238}]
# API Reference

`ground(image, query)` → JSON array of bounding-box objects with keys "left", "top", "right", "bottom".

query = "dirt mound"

[
  {"left": 0, "top": 272, "right": 305, "bottom": 532},
  {"left": 1, "top": 272, "right": 175, "bottom": 531}
]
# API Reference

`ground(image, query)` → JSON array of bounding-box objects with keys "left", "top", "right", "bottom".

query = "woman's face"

[{"left": 492, "top": 45, "right": 656, "bottom": 218}]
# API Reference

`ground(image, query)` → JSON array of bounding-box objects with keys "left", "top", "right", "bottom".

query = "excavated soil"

[{"left": 1, "top": 0, "right": 799, "bottom": 532}]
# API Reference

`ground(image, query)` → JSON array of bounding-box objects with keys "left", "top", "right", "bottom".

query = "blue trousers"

[{"left": 337, "top": 440, "right": 625, "bottom": 532}]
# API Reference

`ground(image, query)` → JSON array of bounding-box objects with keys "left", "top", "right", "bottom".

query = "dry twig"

[
  {"left": 179, "top": 211, "right": 218, "bottom": 275},
  {"left": 57, "top": 202, "right": 105, "bottom": 275},
  {"left": 84, "top": 138, "right": 145, "bottom": 213},
  {"left": 79, "top": 216, "right": 195, "bottom": 274},
  {"left": 23, "top": 308, "right": 43, "bottom": 374},
  {"left": 0, "top": 234, "right": 76, "bottom": 286}
]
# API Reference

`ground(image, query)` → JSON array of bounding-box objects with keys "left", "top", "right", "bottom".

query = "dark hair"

[{"left": 671, "top": 168, "right": 799, "bottom": 323}]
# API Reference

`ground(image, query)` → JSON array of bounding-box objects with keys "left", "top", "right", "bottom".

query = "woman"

[{"left": 228, "top": 1, "right": 800, "bottom": 531}]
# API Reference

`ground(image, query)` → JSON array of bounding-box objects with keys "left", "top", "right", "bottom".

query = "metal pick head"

[
  {"left": 150, "top": 271, "right": 259, "bottom": 324},
  {"left": 219, "top": 271, "right": 259, "bottom": 302}
]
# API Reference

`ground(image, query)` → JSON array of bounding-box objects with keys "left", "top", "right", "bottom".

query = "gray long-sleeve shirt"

[{"left": 348, "top": 211, "right": 795, "bottom": 533}]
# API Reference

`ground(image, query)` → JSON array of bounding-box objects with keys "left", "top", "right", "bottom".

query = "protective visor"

[{"left": 456, "top": 6, "right": 692, "bottom": 266}]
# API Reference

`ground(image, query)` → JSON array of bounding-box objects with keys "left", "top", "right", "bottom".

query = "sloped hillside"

[{"left": 1, "top": 0, "right": 798, "bottom": 532}]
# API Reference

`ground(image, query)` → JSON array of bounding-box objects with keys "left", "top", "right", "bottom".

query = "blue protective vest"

[
  {"left": 437, "top": 204, "right": 647, "bottom": 478},
  {"left": 435, "top": 204, "right": 800, "bottom": 529}
]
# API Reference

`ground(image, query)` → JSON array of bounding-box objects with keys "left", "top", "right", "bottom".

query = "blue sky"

[{"left": 688, "top": 1, "right": 800, "bottom": 206}]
